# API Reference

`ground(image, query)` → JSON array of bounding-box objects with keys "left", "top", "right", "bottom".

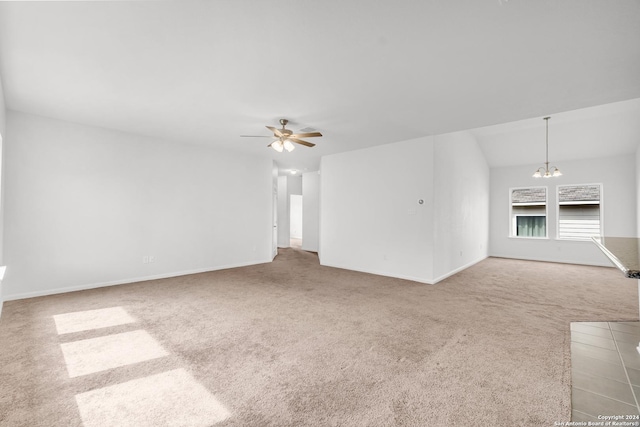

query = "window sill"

[
  {"left": 508, "top": 236, "right": 549, "bottom": 240},
  {"left": 556, "top": 238, "right": 596, "bottom": 243},
  {"left": 507, "top": 236, "right": 597, "bottom": 243}
]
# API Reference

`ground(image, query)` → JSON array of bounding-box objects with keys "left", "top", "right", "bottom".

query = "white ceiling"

[
  {"left": 472, "top": 97, "right": 640, "bottom": 167},
  {"left": 0, "top": 1, "right": 639, "bottom": 173}
]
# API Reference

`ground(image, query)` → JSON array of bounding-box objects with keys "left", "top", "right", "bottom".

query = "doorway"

[
  {"left": 290, "top": 195, "right": 303, "bottom": 249},
  {"left": 272, "top": 188, "right": 278, "bottom": 259}
]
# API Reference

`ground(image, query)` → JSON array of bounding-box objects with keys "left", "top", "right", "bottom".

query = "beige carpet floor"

[{"left": 0, "top": 250, "right": 638, "bottom": 426}]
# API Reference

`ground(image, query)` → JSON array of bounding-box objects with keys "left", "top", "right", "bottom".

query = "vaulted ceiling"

[{"left": 0, "top": 1, "right": 639, "bottom": 172}]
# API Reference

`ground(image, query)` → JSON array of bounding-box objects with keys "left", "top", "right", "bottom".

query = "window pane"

[
  {"left": 517, "top": 216, "right": 546, "bottom": 237},
  {"left": 558, "top": 185, "right": 600, "bottom": 203},
  {"left": 512, "top": 188, "right": 546, "bottom": 204},
  {"left": 511, "top": 187, "right": 546, "bottom": 238},
  {"left": 558, "top": 184, "right": 601, "bottom": 240}
]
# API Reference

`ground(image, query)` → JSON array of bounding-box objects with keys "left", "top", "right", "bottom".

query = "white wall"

[
  {"left": 288, "top": 175, "right": 302, "bottom": 196},
  {"left": 277, "top": 176, "right": 289, "bottom": 247},
  {"left": 271, "top": 161, "right": 278, "bottom": 259},
  {"left": 637, "top": 147, "right": 640, "bottom": 237},
  {"left": 490, "top": 155, "right": 636, "bottom": 266},
  {"left": 0, "top": 76, "right": 5, "bottom": 135},
  {"left": 0, "top": 75, "right": 5, "bottom": 315},
  {"left": 277, "top": 175, "right": 302, "bottom": 248},
  {"left": 320, "top": 137, "right": 435, "bottom": 283},
  {"left": 290, "top": 195, "right": 303, "bottom": 239},
  {"left": 302, "top": 171, "right": 320, "bottom": 252},
  {"left": 3, "top": 111, "right": 273, "bottom": 299},
  {"left": 433, "top": 131, "right": 490, "bottom": 281}
]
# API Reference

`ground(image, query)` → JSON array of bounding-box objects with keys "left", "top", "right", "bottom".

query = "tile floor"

[{"left": 571, "top": 321, "right": 640, "bottom": 421}]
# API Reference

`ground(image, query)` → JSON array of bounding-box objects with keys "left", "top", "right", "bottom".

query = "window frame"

[
  {"left": 509, "top": 186, "right": 548, "bottom": 239},
  {"left": 555, "top": 183, "right": 603, "bottom": 241}
]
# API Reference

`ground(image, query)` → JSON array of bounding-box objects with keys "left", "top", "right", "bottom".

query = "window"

[
  {"left": 557, "top": 184, "right": 602, "bottom": 240},
  {"left": 511, "top": 187, "right": 547, "bottom": 238}
]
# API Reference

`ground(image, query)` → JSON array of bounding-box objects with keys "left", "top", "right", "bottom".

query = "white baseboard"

[
  {"left": 321, "top": 255, "right": 489, "bottom": 285},
  {"left": 319, "top": 261, "right": 435, "bottom": 285},
  {"left": 431, "top": 255, "right": 488, "bottom": 284},
  {"left": 3, "top": 259, "right": 272, "bottom": 302},
  {"left": 489, "top": 253, "right": 614, "bottom": 268}
]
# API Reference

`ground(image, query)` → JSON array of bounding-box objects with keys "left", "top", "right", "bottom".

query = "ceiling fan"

[{"left": 241, "top": 119, "right": 322, "bottom": 152}]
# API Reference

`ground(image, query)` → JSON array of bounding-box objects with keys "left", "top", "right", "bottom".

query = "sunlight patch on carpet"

[
  {"left": 53, "top": 306, "right": 135, "bottom": 335},
  {"left": 60, "top": 330, "right": 168, "bottom": 378},
  {"left": 75, "top": 368, "right": 230, "bottom": 427}
]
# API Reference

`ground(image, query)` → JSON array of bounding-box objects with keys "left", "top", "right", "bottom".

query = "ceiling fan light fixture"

[
  {"left": 271, "top": 140, "right": 284, "bottom": 152},
  {"left": 283, "top": 139, "right": 295, "bottom": 152}
]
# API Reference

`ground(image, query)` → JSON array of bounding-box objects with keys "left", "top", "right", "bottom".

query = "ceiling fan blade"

[
  {"left": 266, "top": 126, "right": 284, "bottom": 137},
  {"left": 289, "top": 132, "right": 322, "bottom": 138},
  {"left": 289, "top": 138, "right": 315, "bottom": 147},
  {"left": 240, "top": 135, "right": 275, "bottom": 138}
]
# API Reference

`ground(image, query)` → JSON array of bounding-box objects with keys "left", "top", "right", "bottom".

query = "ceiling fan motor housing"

[{"left": 275, "top": 119, "right": 292, "bottom": 137}]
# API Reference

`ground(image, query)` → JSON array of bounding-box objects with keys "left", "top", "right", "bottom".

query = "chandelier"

[{"left": 533, "top": 116, "right": 562, "bottom": 178}]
